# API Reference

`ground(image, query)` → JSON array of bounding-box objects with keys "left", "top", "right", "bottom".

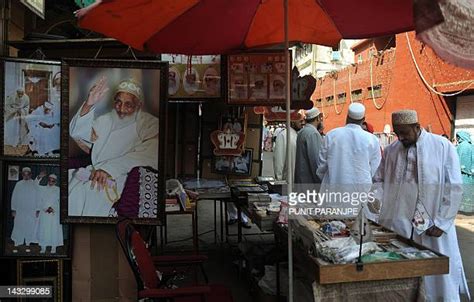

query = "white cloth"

[
  {"left": 10, "top": 179, "right": 39, "bottom": 245},
  {"left": 295, "top": 123, "right": 323, "bottom": 184},
  {"left": 68, "top": 104, "right": 159, "bottom": 217},
  {"left": 26, "top": 106, "right": 60, "bottom": 155},
  {"left": 376, "top": 129, "right": 470, "bottom": 301},
  {"left": 37, "top": 184, "right": 63, "bottom": 249},
  {"left": 4, "top": 94, "right": 30, "bottom": 147},
  {"left": 273, "top": 127, "right": 297, "bottom": 181},
  {"left": 227, "top": 203, "right": 249, "bottom": 223},
  {"left": 317, "top": 123, "right": 381, "bottom": 188}
]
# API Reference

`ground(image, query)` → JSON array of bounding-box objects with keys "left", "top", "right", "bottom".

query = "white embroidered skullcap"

[
  {"left": 305, "top": 108, "right": 321, "bottom": 120},
  {"left": 392, "top": 110, "right": 418, "bottom": 125},
  {"left": 22, "top": 167, "right": 31, "bottom": 173},
  {"left": 348, "top": 103, "right": 365, "bottom": 120},
  {"left": 16, "top": 87, "right": 24, "bottom": 92},
  {"left": 115, "top": 79, "right": 143, "bottom": 102},
  {"left": 49, "top": 174, "right": 57, "bottom": 180},
  {"left": 44, "top": 102, "right": 53, "bottom": 109}
]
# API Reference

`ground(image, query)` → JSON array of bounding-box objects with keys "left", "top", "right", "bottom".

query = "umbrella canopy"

[{"left": 78, "top": 0, "right": 414, "bottom": 55}]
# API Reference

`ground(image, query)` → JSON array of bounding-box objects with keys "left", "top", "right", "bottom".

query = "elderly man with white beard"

[
  {"left": 10, "top": 167, "right": 40, "bottom": 247},
  {"left": 36, "top": 173, "right": 63, "bottom": 253},
  {"left": 68, "top": 77, "right": 158, "bottom": 217}
]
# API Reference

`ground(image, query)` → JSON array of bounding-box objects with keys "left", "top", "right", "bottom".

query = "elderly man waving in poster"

[
  {"left": 68, "top": 77, "right": 158, "bottom": 217},
  {"left": 374, "top": 110, "right": 470, "bottom": 301}
]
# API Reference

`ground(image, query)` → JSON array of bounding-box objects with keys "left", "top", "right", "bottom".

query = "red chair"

[{"left": 116, "top": 219, "right": 233, "bottom": 302}]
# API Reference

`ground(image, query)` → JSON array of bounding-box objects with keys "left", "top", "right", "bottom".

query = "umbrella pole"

[{"left": 284, "top": 0, "right": 294, "bottom": 301}]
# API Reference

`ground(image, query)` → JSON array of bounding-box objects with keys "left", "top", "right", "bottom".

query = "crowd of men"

[{"left": 271, "top": 103, "right": 471, "bottom": 301}]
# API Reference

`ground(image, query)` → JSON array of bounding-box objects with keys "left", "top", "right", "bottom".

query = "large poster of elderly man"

[
  {"left": 2, "top": 163, "right": 70, "bottom": 257},
  {"left": 61, "top": 59, "right": 167, "bottom": 224},
  {"left": 2, "top": 58, "right": 61, "bottom": 158}
]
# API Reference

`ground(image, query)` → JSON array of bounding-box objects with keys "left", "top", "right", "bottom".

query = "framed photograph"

[
  {"left": 61, "top": 59, "right": 167, "bottom": 225},
  {"left": 228, "top": 51, "right": 289, "bottom": 105},
  {"left": 18, "top": 259, "right": 63, "bottom": 302},
  {"left": 213, "top": 148, "right": 253, "bottom": 176},
  {"left": 2, "top": 162, "right": 71, "bottom": 258},
  {"left": 162, "top": 54, "right": 222, "bottom": 99},
  {"left": 20, "top": 0, "right": 45, "bottom": 19},
  {"left": 1, "top": 58, "right": 61, "bottom": 158}
]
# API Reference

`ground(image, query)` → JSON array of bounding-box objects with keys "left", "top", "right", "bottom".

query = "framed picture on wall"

[
  {"left": 61, "top": 59, "right": 167, "bottom": 225},
  {"left": 227, "top": 51, "right": 290, "bottom": 105},
  {"left": 1, "top": 162, "right": 71, "bottom": 258},
  {"left": 1, "top": 58, "right": 61, "bottom": 158},
  {"left": 18, "top": 259, "right": 64, "bottom": 302},
  {"left": 213, "top": 148, "right": 253, "bottom": 176},
  {"left": 162, "top": 54, "right": 222, "bottom": 99}
]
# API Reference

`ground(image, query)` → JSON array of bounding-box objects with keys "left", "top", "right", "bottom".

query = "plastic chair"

[{"left": 116, "top": 219, "right": 233, "bottom": 302}]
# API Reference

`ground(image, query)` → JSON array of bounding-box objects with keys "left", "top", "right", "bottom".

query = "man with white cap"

[
  {"left": 4, "top": 88, "right": 30, "bottom": 148},
  {"left": 68, "top": 77, "right": 158, "bottom": 217},
  {"left": 295, "top": 107, "right": 324, "bottom": 184},
  {"left": 273, "top": 116, "right": 304, "bottom": 180},
  {"left": 10, "top": 167, "right": 40, "bottom": 247},
  {"left": 316, "top": 103, "right": 381, "bottom": 216},
  {"left": 27, "top": 101, "right": 60, "bottom": 156},
  {"left": 374, "top": 109, "right": 470, "bottom": 301},
  {"left": 36, "top": 172, "right": 63, "bottom": 253}
]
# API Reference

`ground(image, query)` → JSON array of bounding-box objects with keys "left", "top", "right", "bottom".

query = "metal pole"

[{"left": 284, "top": 0, "right": 294, "bottom": 301}]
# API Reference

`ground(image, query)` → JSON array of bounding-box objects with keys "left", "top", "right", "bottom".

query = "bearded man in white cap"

[
  {"left": 68, "top": 77, "right": 158, "bottom": 217},
  {"left": 27, "top": 101, "right": 60, "bottom": 156},
  {"left": 10, "top": 167, "right": 40, "bottom": 247},
  {"left": 295, "top": 107, "right": 323, "bottom": 184},
  {"left": 316, "top": 103, "right": 381, "bottom": 217},
  {"left": 36, "top": 172, "right": 63, "bottom": 253},
  {"left": 4, "top": 88, "right": 30, "bottom": 147},
  {"left": 374, "top": 109, "right": 470, "bottom": 301},
  {"left": 273, "top": 116, "right": 304, "bottom": 180}
]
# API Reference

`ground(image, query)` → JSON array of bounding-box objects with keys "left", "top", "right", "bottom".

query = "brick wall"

[{"left": 312, "top": 31, "right": 474, "bottom": 136}]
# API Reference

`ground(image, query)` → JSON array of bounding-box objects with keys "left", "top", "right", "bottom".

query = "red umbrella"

[{"left": 77, "top": 0, "right": 414, "bottom": 55}]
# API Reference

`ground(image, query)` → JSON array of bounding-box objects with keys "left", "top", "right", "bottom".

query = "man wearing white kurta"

[
  {"left": 27, "top": 102, "right": 60, "bottom": 156},
  {"left": 68, "top": 77, "right": 158, "bottom": 217},
  {"left": 10, "top": 167, "right": 40, "bottom": 246},
  {"left": 4, "top": 88, "right": 30, "bottom": 147},
  {"left": 375, "top": 110, "right": 470, "bottom": 301},
  {"left": 36, "top": 174, "right": 63, "bottom": 253},
  {"left": 273, "top": 119, "right": 303, "bottom": 180},
  {"left": 316, "top": 103, "right": 381, "bottom": 215}
]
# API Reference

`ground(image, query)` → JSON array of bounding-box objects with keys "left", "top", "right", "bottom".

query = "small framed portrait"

[
  {"left": 230, "top": 75, "right": 248, "bottom": 100},
  {"left": 1, "top": 58, "right": 61, "bottom": 158},
  {"left": 2, "top": 162, "right": 71, "bottom": 258},
  {"left": 18, "top": 259, "right": 65, "bottom": 301},
  {"left": 213, "top": 148, "right": 253, "bottom": 176},
  {"left": 269, "top": 74, "right": 286, "bottom": 99},
  {"left": 61, "top": 59, "right": 167, "bottom": 225},
  {"left": 183, "top": 67, "right": 200, "bottom": 95},
  {"left": 249, "top": 74, "right": 268, "bottom": 99},
  {"left": 168, "top": 66, "right": 181, "bottom": 96}
]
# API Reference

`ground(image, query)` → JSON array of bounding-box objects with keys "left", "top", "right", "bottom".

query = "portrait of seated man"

[{"left": 68, "top": 77, "right": 159, "bottom": 217}]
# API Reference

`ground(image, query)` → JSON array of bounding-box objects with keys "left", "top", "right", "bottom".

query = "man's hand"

[
  {"left": 80, "top": 76, "right": 109, "bottom": 116},
  {"left": 90, "top": 169, "right": 111, "bottom": 191},
  {"left": 425, "top": 226, "right": 444, "bottom": 237},
  {"left": 367, "top": 199, "right": 381, "bottom": 214}
]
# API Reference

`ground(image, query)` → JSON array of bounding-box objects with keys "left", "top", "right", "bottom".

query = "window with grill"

[
  {"left": 337, "top": 93, "right": 346, "bottom": 103},
  {"left": 368, "top": 85, "right": 382, "bottom": 98},
  {"left": 325, "top": 96, "right": 334, "bottom": 105},
  {"left": 351, "top": 89, "right": 363, "bottom": 101}
]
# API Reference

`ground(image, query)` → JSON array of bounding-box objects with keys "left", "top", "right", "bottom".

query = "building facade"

[{"left": 312, "top": 32, "right": 474, "bottom": 138}]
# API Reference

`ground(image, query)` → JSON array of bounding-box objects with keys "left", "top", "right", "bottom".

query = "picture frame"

[
  {"left": 18, "top": 259, "right": 63, "bottom": 302},
  {"left": 227, "top": 51, "right": 290, "bottom": 105},
  {"left": 213, "top": 148, "right": 253, "bottom": 176},
  {"left": 162, "top": 54, "right": 223, "bottom": 100},
  {"left": 61, "top": 58, "right": 168, "bottom": 225},
  {"left": 1, "top": 57, "right": 61, "bottom": 159},
  {"left": 1, "top": 161, "right": 71, "bottom": 258}
]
